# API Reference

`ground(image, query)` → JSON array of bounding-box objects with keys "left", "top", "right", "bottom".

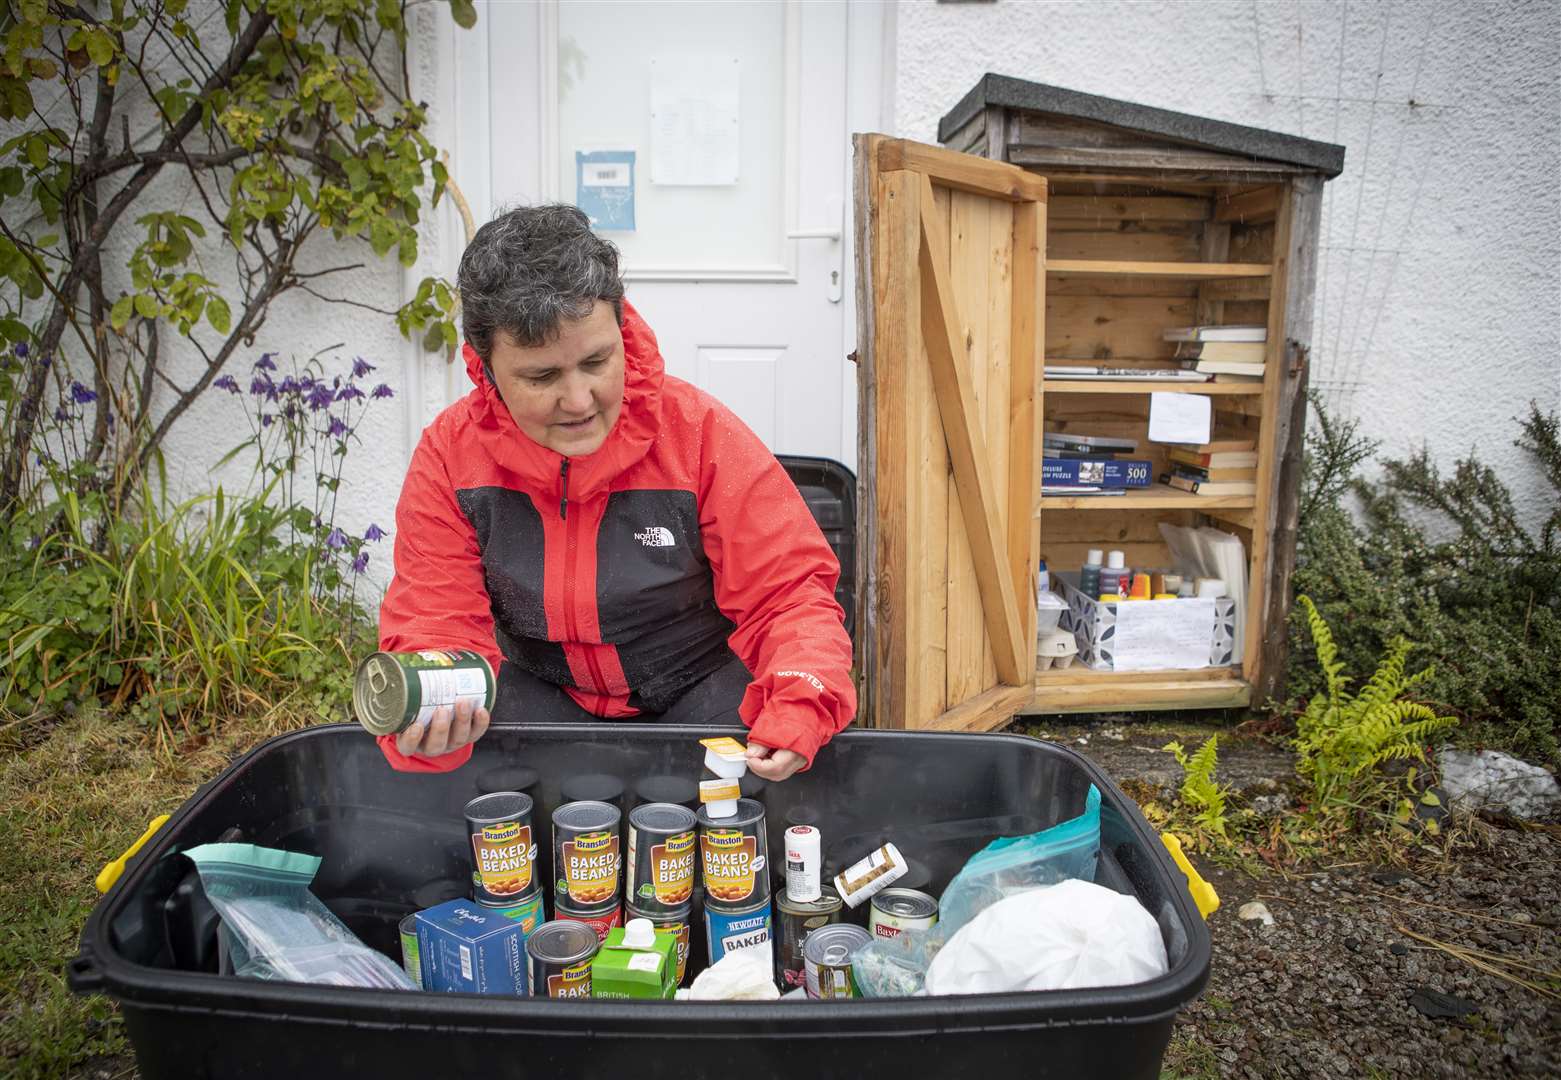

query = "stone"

[
  {"left": 1436, "top": 748, "right": 1561, "bottom": 820},
  {"left": 1390, "top": 943, "right": 1409, "bottom": 956},
  {"left": 1408, "top": 987, "right": 1479, "bottom": 1020},
  {"left": 1344, "top": 937, "right": 1361, "bottom": 952},
  {"left": 1238, "top": 901, "right": 1275, "bottom": 927}
]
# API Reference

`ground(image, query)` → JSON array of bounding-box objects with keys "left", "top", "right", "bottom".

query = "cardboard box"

[
  {"left": 590, "top": 924, "right": 678, "bottom": 999},
  {"left": 1056, "top": 573, "right": 1236, "bottom": 671},
  {"left": 416, "top": 899, "right": 529, "bottom": 996}
]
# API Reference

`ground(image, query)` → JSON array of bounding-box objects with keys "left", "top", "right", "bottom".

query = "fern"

[
  {"left": 1293, "top": 596, "right": 1458, "bottom": 822},
  {"left": 1164, "top": 735, "right": 1230, "bottom": 840}
]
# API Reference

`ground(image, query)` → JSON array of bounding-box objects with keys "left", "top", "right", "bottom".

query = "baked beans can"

[
  {"left": 775, "top": 886, "right": 842, "bottom": 990},
  {"left": 833, "top": 842, "right": 908, "bottom": 909},
  {"left": 398, "top": 913, "right": 422, "bottom": 989},
  {"left": 703, "top": 895, "right": 773, "bottom": 967},
  {"left": 697, "top": 798, "right": 769, "bottom": 908},
  {"left": 625, "top": 802, "right": 697, "bottom": 914},
  {"left": 626, "top": 901, "right": 692, "bottom": 986},
  {"left": 633, "top": 774, "right": 699, "bottom": 812},
  {"left": 352, "top": 649, "right": 495, "bottom": 737},
  {"left": 804, "top": 924, "right": 872, "bottom": 1000},
  {"left": 526, "top": 920, "right": 599, "bottom": 999},
  {"left": 552, "top": 800, "right": 622, "bottom": 907},
  {"left": 868, "top": 888, "right": 938, "bottom": 939},
  {"left": 554, "top": 897, "right": 623, "bottom": 944},
  {"left": 784, "top": 825, "right": 823, "bottom": 903},
  {"left": 466, "top": 791, "right": 537, "bottom": 904},
  {"left": 560, "top": 773, "right": 625, "bottom": 812},
  {"left": 480, "top": 887, "right": 547, "bottom": 936}
]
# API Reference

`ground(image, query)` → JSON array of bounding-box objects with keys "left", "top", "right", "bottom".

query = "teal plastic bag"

[{"left": 855, "top": 785, "right": 1100, "bottom": 998}]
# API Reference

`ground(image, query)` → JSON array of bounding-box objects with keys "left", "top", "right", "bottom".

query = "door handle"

[
  {"left": 787, "top": 194, "right": 844, "bottom": 303},
  {"left": 786, "top": 228, "right": 842, "bottom": 241}
]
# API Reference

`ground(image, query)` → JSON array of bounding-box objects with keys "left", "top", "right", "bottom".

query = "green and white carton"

[{"left": 590, "top": 918, "right": 678, "bottom": 999}]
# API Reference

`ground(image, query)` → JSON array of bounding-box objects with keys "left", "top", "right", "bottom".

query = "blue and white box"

[{"left": 415, "top": 898, "right": 530, "bottom": 996}]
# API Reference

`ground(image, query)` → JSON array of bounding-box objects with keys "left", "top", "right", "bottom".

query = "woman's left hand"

[{"left": 745, "top": 742, "right": 806, "bottom": 781}]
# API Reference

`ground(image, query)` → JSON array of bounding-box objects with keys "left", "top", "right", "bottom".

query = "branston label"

[
  {"left": 562, "top": 831, "right": 620, "bottom": 905},
  {"left": 701, "top": 829, "right": 760, "bottom": 904}
]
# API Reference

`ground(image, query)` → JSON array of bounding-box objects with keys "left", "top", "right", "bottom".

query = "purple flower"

[
  {"left": 327, "top": 415, "right": 348, "bottom": 438},
  {"left": 261, "top": 413, "right": 274, "bottom": 427},
  {"left": 325, "top": 527, "right": 348, "bottom": 550},
  {"left": 27, "top": 534, "right": 41, "bottom": 549},
  {"left": 278, "top": 375, "right": 301, "bottom": 395},
  {"left": 53, "top": 405, "right": 72, "bottom": 422},
  {"left": 371, "top": 383, "right": 394, "bottom": 399},
  {"left": 70, "top": 380, "right": 98, "bottom": 404},
  {"left": 336, "top": 385, "right": 365, "bottom": 402},
  {"left": 351, "top": 551, "right": 370, "bottom": 574},
  {"left": 214, "top": 374, "right": 240, "bottom": 393},
  {"left": 35, "top": 453, "right": 49, "bottom": 465},
  {"left": 14, "top": 342, "right": 28, "bottom": 358},
  {"left": 363, "top": 523, "right": 387, "bottom": 542},
  {"left": 250, "top": 374, "right": 275, "bottom": 397},
  {"left": 352, "top": 357, "right": 376, "bottom": 378},
  {"left": 306, "top": 383, "right": 335, "bottom": 411},
  {"left": 253, "top": 353, "right": 277, "bottom": 371}
]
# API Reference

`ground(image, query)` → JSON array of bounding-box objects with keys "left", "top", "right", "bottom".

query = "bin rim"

[{"left": 73, "top": 722, "right": 1210, "bottom": 1031}]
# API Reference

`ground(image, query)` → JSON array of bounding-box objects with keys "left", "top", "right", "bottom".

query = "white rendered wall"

[{"left": 892, "top": 0, "right": 1561, "bottom": 532}]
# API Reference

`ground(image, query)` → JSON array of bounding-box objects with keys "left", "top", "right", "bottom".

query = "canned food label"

[
  {"left": 472, "top": 822, "right": 535, "bottom": 898},
  {"left": 701, "top": 829, "right": 764, "bottom": 904},
  {"left": 413, "top": 665, "right": 489, "bottom": 726},
  {"left": 659, "top": 922, "right": 690, "bottom": 984},
  {"left": 638, "top": 830, "right": 696, "bottom": 906},
  {"left": 546, "top": 960, "right": 593, "bottom": 998},
  {"left": 560, "top": 830, "right": 620, "bottom": 905}
]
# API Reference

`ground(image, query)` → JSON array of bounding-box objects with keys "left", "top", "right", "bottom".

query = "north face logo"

[{"left": 635, "top": 526, "right": 676, "bottom": 548}]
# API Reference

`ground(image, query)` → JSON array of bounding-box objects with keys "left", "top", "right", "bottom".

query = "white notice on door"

[
  {"left": 1147, "top": 392, "right": 1212, "bottom": 445},
  {"left": 649, "top": 57, "right": 740, "bottom": 186}
]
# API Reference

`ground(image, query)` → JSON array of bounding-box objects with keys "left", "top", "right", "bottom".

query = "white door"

[{"left": 448, "top": 0, "right": 890, "bottom": 470}]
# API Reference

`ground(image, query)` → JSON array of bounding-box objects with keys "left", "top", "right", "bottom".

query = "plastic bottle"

[
  {"left": 1036, "top": 558, "right": 1050, "bottom": 595},
  {"left": 1079, "top": 549, "right": 1103, "bottom": 599},
  {"left": 1103, "top": 550, "right": 1129, "bottom": 599}
]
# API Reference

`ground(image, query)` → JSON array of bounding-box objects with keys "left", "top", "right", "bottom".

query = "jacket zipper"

[
  {"left": 558, "top": 458, "right": 608, "bottom": 698},
  {"left": 558, "top": 458, "right": 570, "bottom": 519}
]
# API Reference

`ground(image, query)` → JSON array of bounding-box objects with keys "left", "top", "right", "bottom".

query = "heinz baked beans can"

[
  {"left": 554, "top": 897, "right": 623, "bottom": 945},
  {"left": 626, "top": 901, "right": 692, "bottom": 986},
  {"left": 697, "top": 798, "right": 769, "bottom": 908},
  {"left": 775, "top": 885, "right": 842, "bottom": 990},
  {"left": 868, "top": 888, "right": 938, "bottom": 939},
  {"left": 552, "top": 800, "right": 622, "bottom": 908},
  {"left": 804, "top": 924, "right": 872, "bottom": 1000},
  {"left": 352, "top": 649, "right": 494, "bottom": 737},
  {"left": 625, "top": 802, "right": 697, "bottom": 915},
  {"left": 703, "top": 894, "right": 773, "bottom": 967},
  {"left": 465, "top": 791, "right": 537, "bottom": 904},
  {"left": 526, "top": 920, "right": 599, "bottom": 999}
]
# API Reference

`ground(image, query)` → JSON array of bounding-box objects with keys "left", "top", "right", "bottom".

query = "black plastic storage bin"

[
  {"left": 71, "top": 725, "right": 1209, "bottom": 1079},
  {"left": 776, "top": 455, "right": 856, "bottom": 640}
]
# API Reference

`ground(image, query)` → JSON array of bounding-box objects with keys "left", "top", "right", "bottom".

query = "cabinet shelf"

[
  {"left": 1047, "top": 259, "right": 1272, "bottom": 278},
  {"left": 1043, "top": 378, "right": 1264, "bottom": 395},
  {"left": 1039, "top": 484, "right": 1257, "bottom": 510}
]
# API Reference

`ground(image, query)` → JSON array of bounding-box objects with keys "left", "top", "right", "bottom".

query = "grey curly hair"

[{"left": 458, "top": 204, "right": 625, "bottom": 366}]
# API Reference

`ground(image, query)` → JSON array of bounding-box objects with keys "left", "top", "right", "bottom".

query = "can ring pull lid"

[{"left": 367, "top": 658, "right": 389, "bottom": 694}]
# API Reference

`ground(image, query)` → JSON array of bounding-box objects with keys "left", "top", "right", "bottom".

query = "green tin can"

[
  {"left": 480, "top": 888, "right": 547, "bottom": 935},
  {"left": 398, "top": 912, "right": 422, "bottom": 988},
  {"left": 353, "top": 649, "right": 496, "bottom": 737}
]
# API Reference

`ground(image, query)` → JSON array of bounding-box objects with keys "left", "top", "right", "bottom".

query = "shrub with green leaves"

[{"left": 1162, "top": 734, "right": 1231, "bottom": 843}]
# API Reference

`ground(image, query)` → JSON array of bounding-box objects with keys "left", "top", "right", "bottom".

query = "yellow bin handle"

[
  {"left": 96, "top": 814, "right": 170, "bottom": 894},
  {"left": 1160, "top": 832, "right": 1219, "bottom": 920}
]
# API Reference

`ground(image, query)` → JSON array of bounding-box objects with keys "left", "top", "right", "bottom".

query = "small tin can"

[
  {"left": 625, "top": 802, "right": 698, "bottom": 914},
  {"left": 697, "top": 798, "right": 769, "bottom": 908},
  {"left": 526, "top": 920, "right": 599, "bottom": 999},
  {"left": 352, "top": 649, "right": 494, "bottom": 737},
  {"left": 704, "top": 894, "right": 772, "bottom": 967},
  {"left": 868, "top": 888, "right": 938, "bottom": 939},
  {"left": 476, "top": 765, "right": 539, "bottom": 797},
  {"left": 552, "top": 800, "right": 622, "bottom": 907},
  {"left": 554, "top": 897, "right": 623, "bottom": 944},
  {"left": 633, "top": 774, "right": 699, "bottom": 812},
  {"left": 804, "top": 924, "right": 872, "bottom": 1000},
  {"left": 626, "top": 902, "right": 693, "bottom": 986},
  {"left": 398, "top": 912, "right": 422, "bottom": 988},
  {"left": 479, "top": 887, "right": 547, "bottom": 935},
  {"left": 833, "top": 842, "right": 908, "bottom": 909},
  {"left": 465, "top": 791, "right": 537, "bottom": 904},
  {"left": 784, "top": 825, "right": 823, "bottom": 902},
  {"left": 775, "top": 886, "right": 842, "bottom": 989},
  {"left": 561, "top": 772, "right": 626, "bottom": 811}
]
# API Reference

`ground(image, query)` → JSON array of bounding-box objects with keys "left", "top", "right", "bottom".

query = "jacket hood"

[{"left": 459, "top": 298, "right": 664, "bottom": 500}]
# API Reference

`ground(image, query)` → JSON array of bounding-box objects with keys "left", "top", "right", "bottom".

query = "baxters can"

[
  {"left": 804, "top": 924, "right": 872, "bottom": 1000},
  {"left": 775, "top": 886, "right": 842, "bottom": 990},
  {"left": 784, "top": 825, "right": 822, "bottom": 902},
  {"left": 480, "top": 887, "right": 547, "bottom": 935},
  {"left": 625, "top": 802, "right": 698, "bottom": 914},
  {"left": 398, "top": 913, "right": 422, "bottom": 988},
  {"left": 626, "top": 901, "right": 693, "bottom": 986},
  {"left": 352, "top": 649, "right": 495, "bottom": 737},
  {"left": 833, "top": 842, "right": 908, "bottom": 909},
  {"left": 526, "top": 920, "right": 599, "bottom": 999},
  {"left": 552, "top": 800, "right": 622, "bottom": 908},
  {"left": 697, "top": 799, "right": 769, "bottom": 908},
  {"left": 869, "top": 888, "right": 938, "bottom": 939},
  {"left": 554, "top": 897, "right": 623, "bottom": 944},
  {"left": 465, "top": 791, "right": 537, "bottom": 904},
  {"left": 703, "top": 894, "right": 773, "bottom": 966}
]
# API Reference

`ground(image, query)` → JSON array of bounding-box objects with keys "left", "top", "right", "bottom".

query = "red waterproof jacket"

[{"left": 376, "top": 301, "right": 855, "bottom": 772}]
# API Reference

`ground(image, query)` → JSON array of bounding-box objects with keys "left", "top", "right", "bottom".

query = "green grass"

[
  {"left": 0, "top": 709, "right": 306, "bottom": 1079},
  {"left": 1160, "top": 1026, "right": 1221, "bottom": 1080}
]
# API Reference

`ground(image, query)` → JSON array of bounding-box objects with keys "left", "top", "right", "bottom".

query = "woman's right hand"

[{"left": 394, "top": 696, "right": 491, "bottom": 759}]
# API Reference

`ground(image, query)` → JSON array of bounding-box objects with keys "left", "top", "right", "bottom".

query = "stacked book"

[
  {"left": 1160, "top": 437, "right": 1258, "bottom": 496},
  {"left": 1163, "top": 324, "right": 1268, "bottom": 380},
  {"left": 1042, "top": 432, "right": 1151, "bottom": 496}
]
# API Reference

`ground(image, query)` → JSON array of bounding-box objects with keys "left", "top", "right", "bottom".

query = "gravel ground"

[{"left": 1016, "top": 717, "right": 1561, "bottom": 1079}]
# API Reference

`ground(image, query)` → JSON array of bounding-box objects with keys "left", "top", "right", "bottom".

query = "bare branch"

[{"left": 294, "top": 283, "right": 398, "bottom": 317}]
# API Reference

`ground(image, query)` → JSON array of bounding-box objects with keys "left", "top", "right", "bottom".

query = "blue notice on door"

[{"left": 576, "top": 150, "right": 636, "bottom": 231}]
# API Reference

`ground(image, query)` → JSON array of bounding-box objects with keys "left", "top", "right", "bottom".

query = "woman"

[{"left": 375, "top": 205, "right": 855, "bottom": 781}]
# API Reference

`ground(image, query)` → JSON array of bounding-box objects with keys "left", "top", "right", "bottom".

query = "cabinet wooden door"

[{"left": 853, "top": 136, "right": 1048, "bottom": 732}]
